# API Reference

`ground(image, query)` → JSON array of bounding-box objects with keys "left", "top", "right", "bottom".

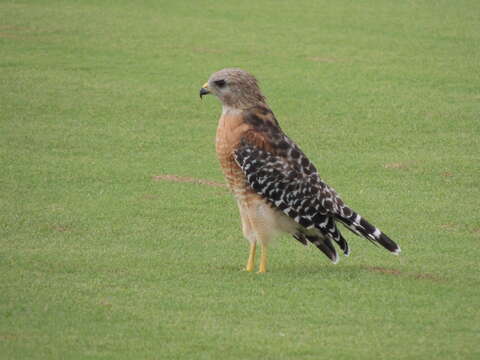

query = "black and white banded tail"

[{"left": 337, "top": 209, "right": 401, "bottom": 254}]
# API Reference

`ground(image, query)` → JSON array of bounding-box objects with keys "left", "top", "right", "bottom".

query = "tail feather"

[
  {"left": 306, "top": 235, "right": 339, "bottom": 264},
  {"left": 292, "top": 233, "right": 308, "bottom": 246},
  {"left": 336, "top": 209, "right": 401, "bottom": 254},
  {"left": 312, "top": 215, "right": 350, "bottom": 256},
  {"left": 329, "top": 226, "right": 350, "bottom": 256}
]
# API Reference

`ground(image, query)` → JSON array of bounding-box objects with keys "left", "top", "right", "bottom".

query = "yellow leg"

[
  {"left": 245, "top": 242, "right": 256, "bottom": 272},
  {"left": 258, "top": 244, "right": 268, "bottom": 273}
]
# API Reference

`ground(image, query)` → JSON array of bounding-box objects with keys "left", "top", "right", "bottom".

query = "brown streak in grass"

[
  {"left": 142, "top": 194, "right": 157, "bottom": 200},
  {"left": 384, "top": 162, "right": 408, "bottom": 169},
  {"left": 153, "top": 174, "right": 227, "bottom": 188},
  {"left": 440, "top": 223, "right": 457, "bottom": 230},
  {"left": 52, "top": 225, "right": 70, "bottom": 232},
  {"left": 0, "top": 26, "right": 34, "bottom": 39},
  {"left": 0, "top": 26, "right": 29, "bottom": 31},
  {"left": 0, "top": 32, "right": 24, "bottom": 39},
  {"left": 365, "top": 266, "right": 402, "bottom": 276},
  {"left": 308, "top": 57, "right": 339, "bottom": 63},
  {"left": 413, "top": 273, "right": 443, "bottom": 281}
]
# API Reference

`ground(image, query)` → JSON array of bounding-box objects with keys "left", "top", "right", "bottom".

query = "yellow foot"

[
  {"left": 257, "top": 244, "right": 267, "bottom": 274},
  {"left": 245, "top": 242, "right": 256, "bottom": 272},
  {"left": 243, "top": 264, "right": 253, "bottom": 272}
]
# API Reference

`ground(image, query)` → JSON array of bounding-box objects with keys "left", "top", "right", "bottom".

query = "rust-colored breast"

[{"left": 215, "top": 113, "right": 252, "bottom": 198}]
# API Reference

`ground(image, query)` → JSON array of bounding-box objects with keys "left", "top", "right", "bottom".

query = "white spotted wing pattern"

[{"left": 233, "top": 106, "right": 400, "bottom": 263}]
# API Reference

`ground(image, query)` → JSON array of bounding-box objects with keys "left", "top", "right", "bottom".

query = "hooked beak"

[{"left": 199, "top": 82, "right": 210, "bottom": 99}]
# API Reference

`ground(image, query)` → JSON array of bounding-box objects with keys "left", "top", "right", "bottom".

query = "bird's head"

[{"left": 200, "top": 68, "right": 266, "bottom": 109}]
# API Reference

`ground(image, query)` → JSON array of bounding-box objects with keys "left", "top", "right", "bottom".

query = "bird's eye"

[{"left": 214, "top": 79, "right": 226, "bottom": 87}]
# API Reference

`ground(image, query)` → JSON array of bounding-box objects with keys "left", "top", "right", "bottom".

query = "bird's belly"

[{"left": 237, "top": 195, "right": 298, "bottom": 243}]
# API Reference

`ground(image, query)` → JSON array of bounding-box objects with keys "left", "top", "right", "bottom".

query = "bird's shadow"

[
  {"left": 216, "top": 263, "right": 369, "bottom": 280},
  {"left": 213, "top": 260, "right": 443, "bottom": 283},
  {"left": 273, "top": 263, "right": 368, "bottom": 280},
  {"left": 270, "top": 263, "right": 444, "bottom": 283}
]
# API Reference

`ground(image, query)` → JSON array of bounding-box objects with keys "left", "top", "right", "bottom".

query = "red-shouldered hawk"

[{"left": 200, "top": 68, "right": 400, "bottom": 273}]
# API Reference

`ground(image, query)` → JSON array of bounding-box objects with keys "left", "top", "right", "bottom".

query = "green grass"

[{"left": 1, "top": 0, "right": 479, "bottom": 359}]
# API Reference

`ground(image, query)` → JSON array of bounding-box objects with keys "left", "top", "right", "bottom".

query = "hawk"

[{"left": 200, "top": 68, "right": 400, "bottom": 273}]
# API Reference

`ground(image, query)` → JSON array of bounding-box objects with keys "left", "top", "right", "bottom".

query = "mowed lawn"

[{"left": 1, "top": 0, "right": 479, "bottom": 359}]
